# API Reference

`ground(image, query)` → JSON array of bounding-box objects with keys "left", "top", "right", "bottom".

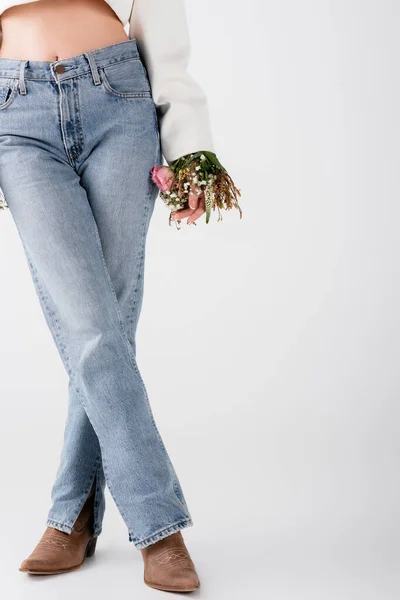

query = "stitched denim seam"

[
  {"left": 55, "top": 77, "right": 75, "bottom": 169},
  {"left": 54, "top": 57, "right": 140, "bottom": 84},
  {"left": 127, "top": 132, "right": 160, "bottom": 334},
  {"left": 66, "top": 453, "right": 102, "bottom": 527},
  {"left": 46, "top": 519, "right": 73, "bottom": 532},
  {"left": 127, "top": 146, "right": 158, "bottom": 339},
  {"left": 125, "top": 125, "right": 159, "bottom": 336},
  {"left": 122, "top": 189, "right": 185, "bottom": 500},
  {"left": 68, "top": 380, "right": 132, "bottom": 527},
  {"left": 47, "top": 455, "right": 100, "bottom": 528},
  {"left": 99, "top": 66, "right": 151, "bottom": 98},
  {"left": 125, "top": 204, "right": 150, "bottom": 342},
  {"left": 93, "top": 459, "right": 104, "bottom": 534},
  {"left": 0, "top": 60, "right": 136, "bottom": 83},
  {"left": 71, "top": 77, "right": 84, "bottom": 159},
  {"left": 0, "top": 79, "right": 18, "bottom": 110},
  {"left": 102, "top": 56, "right": 140, "bottom": 69},
  {"left": 121, "top": 144, "right": 187, "bottom": 509},
  {"left": 101, "top": 77, "right": 151, "bottom": 99},
  {"left": 131, "top": 517, "right": 193, "bottom": 546},
  {"left": 47, "top": 518, "right": 103, "bottom": 537},
  {"left": 0, "top": 51, "right": 140, "bottom": 84}
]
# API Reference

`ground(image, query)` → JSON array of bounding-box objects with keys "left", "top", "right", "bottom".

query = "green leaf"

[{"left": 202, "top": 151, "right": 226, "bottom": 171}]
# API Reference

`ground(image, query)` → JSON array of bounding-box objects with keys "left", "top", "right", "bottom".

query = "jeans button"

[{"left": 55, "top": 64, "right": 65, "bottom": 74}]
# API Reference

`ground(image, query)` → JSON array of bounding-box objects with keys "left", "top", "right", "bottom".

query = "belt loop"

[
  {"left": 19, "top": 60, "right": 28, "bottom": 95},
  {"left": 84, "top": 51, "right": 101, "bottom": 86}
]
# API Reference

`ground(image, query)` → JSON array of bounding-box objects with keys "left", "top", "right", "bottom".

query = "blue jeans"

[{"left": 0, "top": 40, "right": 193, "bottom": 549}]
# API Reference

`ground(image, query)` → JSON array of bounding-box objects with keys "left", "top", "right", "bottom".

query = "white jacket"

[{"left": 0, "top": 0, "right": 215, "bottom": 165}]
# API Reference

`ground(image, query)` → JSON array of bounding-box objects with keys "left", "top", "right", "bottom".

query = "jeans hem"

[
  {"left": 131, "top": 517, "right": 193, "bottom": 550},
  {"left": 46, "top": 518, "right": 102, "bottom": 538}
]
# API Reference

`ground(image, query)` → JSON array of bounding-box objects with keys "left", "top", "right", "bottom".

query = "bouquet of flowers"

[{"left": 151, "top": 151, "right": 242, "bottom": 228}]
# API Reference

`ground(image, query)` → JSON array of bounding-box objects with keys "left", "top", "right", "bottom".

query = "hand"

[{"left": 170, "top": 183, "right": 205, "bottom": 225}]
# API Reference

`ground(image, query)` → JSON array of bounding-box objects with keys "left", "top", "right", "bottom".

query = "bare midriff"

[{"left": 0, "top": 0, "right": 130, "bottom": 61}]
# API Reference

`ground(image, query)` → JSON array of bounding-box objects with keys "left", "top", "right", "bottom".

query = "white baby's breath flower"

[
  {"left": 195, "top": 165, "right": 200, "bottom": 171},
  {"left": 200, "top": 154, "right": 206, "bottom": 161}
]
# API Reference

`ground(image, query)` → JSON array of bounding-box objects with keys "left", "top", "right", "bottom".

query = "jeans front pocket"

[
  {"left": 0, "top": 77, "right": 18, "bottom": 110},
  {"left": 100, "top": 57, "right": 152, "bottom": 98}
]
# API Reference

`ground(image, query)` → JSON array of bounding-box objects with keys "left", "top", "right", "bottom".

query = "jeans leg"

[
  {"left": 1, "top": 150, "right": 192, "bottom": 549},
  {"left": 46, "top": 383, "right": 106, "bottom": 538},
  {"left": 20, "top": 244, "right": 106, "bottom": 538},
  {"left": 43, "top": 107, "right": 176, "bottom": 541},
  {"left": 43, "top": 154, "right": 161, "bottom": 537}
]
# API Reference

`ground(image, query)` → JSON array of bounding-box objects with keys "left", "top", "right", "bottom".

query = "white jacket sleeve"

[{"left": 128, "top": 0, "right": 215, "bottom": 165}]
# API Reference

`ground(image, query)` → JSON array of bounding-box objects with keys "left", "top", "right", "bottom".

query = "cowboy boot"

[
  {"left": 141, "top": 530, "right": 200, "bottom": 592},
  {"left": 19, "top": 484, "right": 97, "bottom": 575}
]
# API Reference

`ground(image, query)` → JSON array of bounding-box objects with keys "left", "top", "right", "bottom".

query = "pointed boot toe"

[
  {"left": 141, "top": 530, "right": 201, "bottom": 592},
  {"left": 19, "top": 556, "right": 55, "bottom": 574},
  {"left": 19, "top": 558, "right": 36, "bottom": 572},
  {"left": 148, "top": 565, "right": 200, "bottom": 591}
]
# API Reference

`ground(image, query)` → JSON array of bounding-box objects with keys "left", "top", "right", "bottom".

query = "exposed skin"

[
  {"left": 0, "top": 0, "right": 205, "bottom": 224},
  {"left": 0, "top": 0, "right": 129, "bottom": 60},
  {"left": 171, "top": 187, "right": 205, "bottom": 225}
]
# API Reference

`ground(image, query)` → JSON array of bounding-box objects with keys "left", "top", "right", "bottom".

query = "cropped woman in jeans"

[{"left": 0, "top": 0, "right": 224, "bottom": 592}]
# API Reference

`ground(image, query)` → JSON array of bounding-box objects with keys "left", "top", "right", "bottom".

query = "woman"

[{"left": 0, "top": 0, "right": 227, "bottom": 593}]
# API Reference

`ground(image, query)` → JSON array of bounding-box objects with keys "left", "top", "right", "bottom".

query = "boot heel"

[{"left": 85, "top": 537, "right": 97, "bottom": 558}]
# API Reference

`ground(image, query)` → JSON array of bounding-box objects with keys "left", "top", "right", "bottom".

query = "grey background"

[{"left": 0, "top": 1, "right": 399, "bottom": 598}]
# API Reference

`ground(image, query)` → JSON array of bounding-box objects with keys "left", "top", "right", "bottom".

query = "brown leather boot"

[
  {"left": 19, "top": 485, "right": 97, "bottom": 575},
  {"left": 141, "top": 530, "right": 200, "bottom": 592}
]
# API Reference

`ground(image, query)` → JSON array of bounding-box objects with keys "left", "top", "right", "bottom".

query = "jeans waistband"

[{"left": 0, "top": 38, "right": 140, "bottom": 84}]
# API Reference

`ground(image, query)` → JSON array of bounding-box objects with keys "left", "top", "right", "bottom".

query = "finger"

[
  {"left": 186, "top": 192, "right": 205, "bottom": 224},
  {"left": 188, "top": 184, "right": 200, "bottom": 210},
  {"left": 187, "top": 206, "right": 205, "bottom": 224},
  {"left": 171, "top": 207, "right": 195, "bottom": 220},
  {"left": 171, "top": 189, "right": 204, "bottom": 220}
]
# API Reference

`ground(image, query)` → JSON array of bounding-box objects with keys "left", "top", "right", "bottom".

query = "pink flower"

[{"left": 151, "top": 165, "right": 175, "bottom": 192}]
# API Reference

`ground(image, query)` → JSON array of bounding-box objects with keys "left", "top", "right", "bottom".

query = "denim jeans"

[{"left": 0, "top": 39, "right": 193, "bottom": 550}]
